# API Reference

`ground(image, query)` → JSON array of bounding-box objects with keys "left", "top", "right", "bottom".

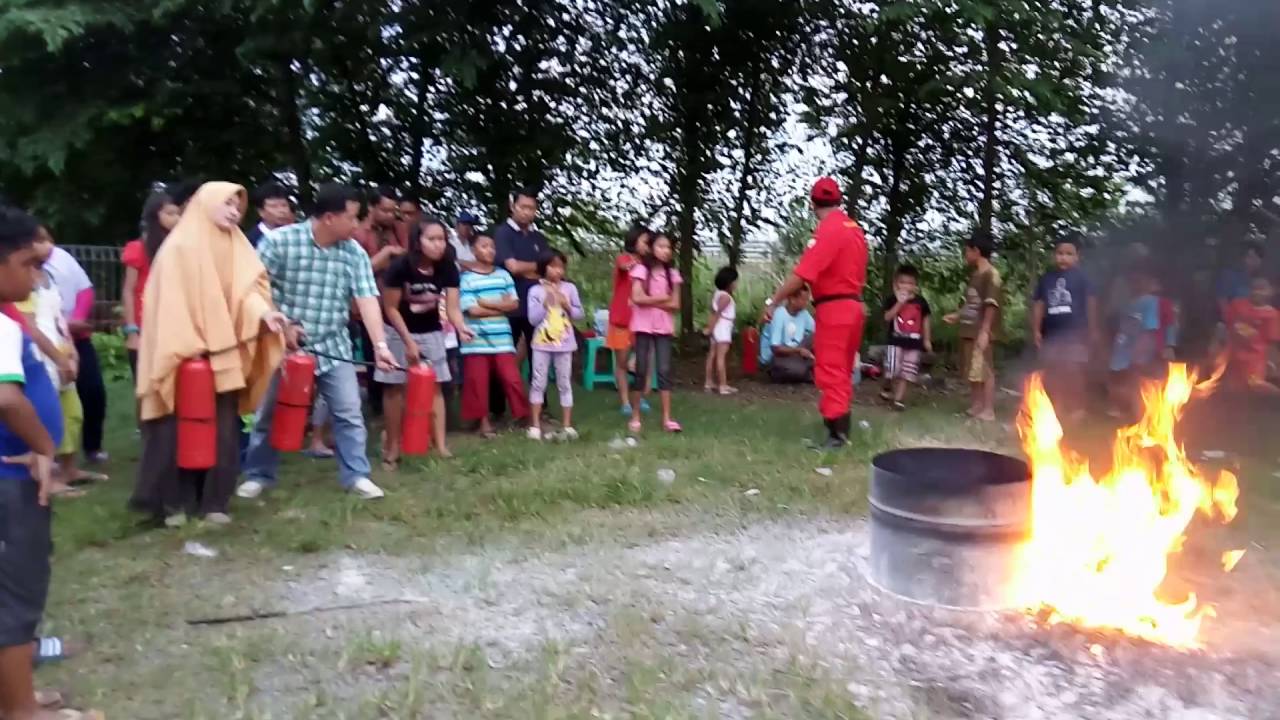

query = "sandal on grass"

[
  {"left": 627, "top": 419, "right": 642, "bottom": 435},
  {"left": 663, "top": 420, "right": 683, "bottom": 433},
  {"left": 50, "top": 486, "right": 86, "bottom": 499},
  {"left": 380, "top": 457, "right": 399, "bottom": 473},
  {"left": 34, "top": 637, "right": 80, "bottom": 667},
  {"left": 69, "top": 471, "right": 108, "bottom": 486}
]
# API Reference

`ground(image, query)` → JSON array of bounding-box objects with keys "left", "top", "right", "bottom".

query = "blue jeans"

[{"left": 242, "top": 363, "right": 370, "bottom": 489}]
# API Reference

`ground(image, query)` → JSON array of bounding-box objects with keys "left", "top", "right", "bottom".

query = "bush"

[{"left": 91, "top": 332, "right": 131, "bottom": 384}]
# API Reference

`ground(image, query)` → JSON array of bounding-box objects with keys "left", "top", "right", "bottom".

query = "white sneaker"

[
  {"left": 164, "top": 513, "right": 187, "bottom": 528},
  {"left": 204, "top": 512, "right": 232, "bottom": 525},
  {"left": 527, "top": 427, "right": 543, "bottom": 441},
  {"left": 562, "top": 427, "right": 579, "bottom": 441},
  {"left": 351, "top": 477, "right": 385, "bottom": 500},
  {"left": 236, "top": 480, "right": 265, "bottom": 499}
]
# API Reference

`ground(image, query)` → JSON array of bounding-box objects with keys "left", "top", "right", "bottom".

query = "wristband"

[{"left": 123, "top": 324, "right": 140, "bottom": 336}]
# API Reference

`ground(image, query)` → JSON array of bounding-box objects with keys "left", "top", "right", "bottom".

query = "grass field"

[{"left": 32, "top": 374, "right": 1280, "bottom": 719}]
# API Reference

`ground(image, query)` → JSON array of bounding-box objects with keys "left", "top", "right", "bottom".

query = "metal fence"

[{"left": 63, "top": 244, "right": 123, "bottom": 330}]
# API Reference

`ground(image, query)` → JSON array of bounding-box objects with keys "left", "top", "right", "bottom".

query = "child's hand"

[
  {"left": 943, "top": 312, "right": 959, "bottom": 325},
  {"left": 976, "top": 329, "right": 990, "bottom": 351},
  {"left": 1033, "top": 332, "right": 1043, "bottom": 349}
]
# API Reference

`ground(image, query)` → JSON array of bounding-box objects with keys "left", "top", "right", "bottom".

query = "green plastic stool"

[
  {"left": 582, "top": 337, "right": 613, "bottom": 390},
  {"left": 582, "top": 336, "right": 656, "bottom": 391}
]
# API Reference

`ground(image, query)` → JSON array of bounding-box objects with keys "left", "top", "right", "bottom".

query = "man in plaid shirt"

[{"left": 238, "top": 184, "right": 396, "bottom": 501}]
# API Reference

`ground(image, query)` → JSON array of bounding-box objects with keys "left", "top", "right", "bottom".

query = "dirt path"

[{"left": 226, "top": 515, "right": 1280, "bottom": 719}]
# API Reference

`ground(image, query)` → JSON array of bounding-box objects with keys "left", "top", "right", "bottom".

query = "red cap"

[{"left": 810, "top": 177, "right": 842, "bottom": 205}]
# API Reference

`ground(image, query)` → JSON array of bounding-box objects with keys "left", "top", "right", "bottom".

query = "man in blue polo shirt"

[
  {"left": 0, "top": 205, "right": 63, "bottom": 720},
  {"left": 492, "top": 187, "right": 548, "bottom": 361}
]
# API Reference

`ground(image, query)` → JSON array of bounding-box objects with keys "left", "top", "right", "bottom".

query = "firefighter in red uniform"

[{"left": 763, "top": 178, "right": 868, "bottom": 448}]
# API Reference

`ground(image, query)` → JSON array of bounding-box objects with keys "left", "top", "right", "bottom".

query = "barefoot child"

[
  {"left": 704, "top": 266, "right": 739, "bottom": 394},
  {"left": 1223, "top": 275, "right": 1280, "bottom": 394},
  {"left": 1031, "top": 236, "right": 1096, "bottom": 421},
  {"left": 944, "top": 231, "right": 1002, "bottom": 421},
  {"left": 629, "top": 232, "right": 682, "bottom": 433},
  {"left": 607, "top": 226, "right": 652, "bottom": 414},
  {"left": 526, "top": 248, "right": 584, "bottom": 440},
  {"left": 880, "top": 264, "right": 932, "bottom": 411},
  {"left": 377, "top": 218, "right": 470, "bottom": 468},
  {"left": 459, "top": 233, "right": 529, "bottom": 437}
]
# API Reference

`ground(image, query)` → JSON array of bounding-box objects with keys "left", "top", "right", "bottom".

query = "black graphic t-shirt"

[
  {"left": 383, "top": 255, "right": 460, "bottom": 334},
  {"left": 1033, "top": 267, "right": 1092, "bottom": 339},
  {"left": 881, "top": 295, "right": 932, "bottom": 350}
]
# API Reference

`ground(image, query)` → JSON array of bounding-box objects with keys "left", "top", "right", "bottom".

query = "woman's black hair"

[
  {"left": 407, "top": 216, "right": 454, "bottom": 270},
  {"left": 536, "top": 247, "right": 568, "bottom": 278},
  {"left": 140, "top": 190, "right": 176, "bottom": 260},
  {"left": 643, "top": 232, "right": 675, "bottom": 295},
  {"left": 713, "top": 266, "right": 738, "bottom": 291},
  {"left": 623, "top": 223, "right": 651, "bottom": 255}
]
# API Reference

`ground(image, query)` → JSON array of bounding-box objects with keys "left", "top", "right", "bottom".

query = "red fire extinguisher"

[
  {"left": 269, "top": 352, "right": 317, "bottom": 452},
  {"left": 177, "top": 358, "right": 217, "bottom": 470},
  {"left": 401, "top": 363, "right": 437, "bottom": 456},
  {"left": 742, "top": 326, "right": 760, "bottom": 376}
]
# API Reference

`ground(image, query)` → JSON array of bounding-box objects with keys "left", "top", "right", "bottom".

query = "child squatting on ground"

[
  {"left": 704, "top": 266, "right": 738, "bottom": 395},
  {"left": 880, "top": 264, "right": 932, "bottom": 411},
  {"left": 1031, "top": 235, "right": 1097, "bottom": 422},
  {"left": 526, "top": 248, "right": 585, "bottom": 440},
  {"left": 944, "top": 230, "right": 1003, "bottom": 422},
  {"left": 628, "top": 232, "right": 682, "bottom": 434}
]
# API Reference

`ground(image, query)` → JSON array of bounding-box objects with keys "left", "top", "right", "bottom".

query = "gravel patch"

[{"left": 267, "top": 517, "right": 1279, "bottom": 718}]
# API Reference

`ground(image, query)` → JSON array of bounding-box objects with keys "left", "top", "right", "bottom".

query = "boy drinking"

[
  {"left": 1031, "top": 235, "right": 1097, "bottom": 421},
  {"left": 0, "top": 205, "right": 65, "bottom": 720},
  {"left": 880, "top": 264, "right": 932, "bottom": 410},
  {"left": 944, "top": 230, "right": 1002, "bottom": 421}
]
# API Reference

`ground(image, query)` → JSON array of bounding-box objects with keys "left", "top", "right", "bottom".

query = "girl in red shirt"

[
  {"left": 121, "top": 191, "right": 181, "bottom": 379},
  {"left": 606, "top": 225, "right": 651, "bottom": 414}
]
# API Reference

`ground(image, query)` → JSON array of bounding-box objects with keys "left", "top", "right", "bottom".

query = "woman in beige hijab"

[{"left": 129, "top": 182, "right": 287, "bottom": 526}]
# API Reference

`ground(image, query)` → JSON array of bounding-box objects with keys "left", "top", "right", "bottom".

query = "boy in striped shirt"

[{"left": 459, "top": 233, "right": 529, "bottom": 436}]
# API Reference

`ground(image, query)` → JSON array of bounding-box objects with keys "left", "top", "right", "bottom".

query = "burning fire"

[{"left": 1015, "top": 364, "right": 1242, "bottom": 648}]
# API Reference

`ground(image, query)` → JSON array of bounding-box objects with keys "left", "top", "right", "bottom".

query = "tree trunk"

[
  {"left": 676, "top": 164, "right": 699, "bottom": 337},
  {"left": 882, "top": 132, "right": 910, "bottom": 296},
  {"left": 281, "top": 57, "right": 313, "bottom": 205},
  {"left": 978, "top": 20, "right": 1001, "bottom": 235},
  {"left": 726, "top": 69, "right": 767, "bottom": 268},
  {"left": 405, "top": 58, "right": 434, "bottom": 199}
]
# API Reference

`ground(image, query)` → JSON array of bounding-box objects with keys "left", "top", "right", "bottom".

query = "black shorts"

[{"left": 0, "top": 480, "right": 51, "bottom": 648}]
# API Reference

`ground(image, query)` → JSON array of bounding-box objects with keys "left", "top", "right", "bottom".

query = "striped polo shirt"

[{"left": 459, "top": 268, "right": 517, "bottom": 355}]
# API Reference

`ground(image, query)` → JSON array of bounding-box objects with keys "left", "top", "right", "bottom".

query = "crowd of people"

[{"left": 0, "top": 169, "right": 1275, "bottom": 717}]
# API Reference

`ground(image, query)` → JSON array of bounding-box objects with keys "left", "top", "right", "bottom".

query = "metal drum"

[{"left": 868, "top": 448, "right": 1031, "bottom": 610}]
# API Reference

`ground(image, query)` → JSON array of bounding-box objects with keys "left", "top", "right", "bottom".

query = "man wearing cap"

[{"left": 762, "top": 178, "right": 868, "bottom": 448}]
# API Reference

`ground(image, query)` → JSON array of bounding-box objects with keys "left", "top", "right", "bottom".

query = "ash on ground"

[{"left": 269, "top": 519, "right": 1280, "bottom": 719}]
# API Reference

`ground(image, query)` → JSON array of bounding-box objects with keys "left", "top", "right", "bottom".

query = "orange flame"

[{"left": 1015, "top": 364, "right": 1241, "bottom": 648}]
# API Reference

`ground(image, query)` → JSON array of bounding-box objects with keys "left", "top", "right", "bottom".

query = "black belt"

[{"left": 813, "top": 293, "right": 863, "bottom": 306}]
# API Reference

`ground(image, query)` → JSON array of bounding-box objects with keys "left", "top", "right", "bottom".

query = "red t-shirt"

[
  {"left": 121, "top": 239, "right": 150, "bottom": 327},
  {"left": 608, "top": 253, "right": 639, "bottom": 328},
  {"left": 1226, "top": 298, "right": 1280, "bottom": 383},
  {"left": 795, "top": 210, "right": 868, "bottom": 322}
]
